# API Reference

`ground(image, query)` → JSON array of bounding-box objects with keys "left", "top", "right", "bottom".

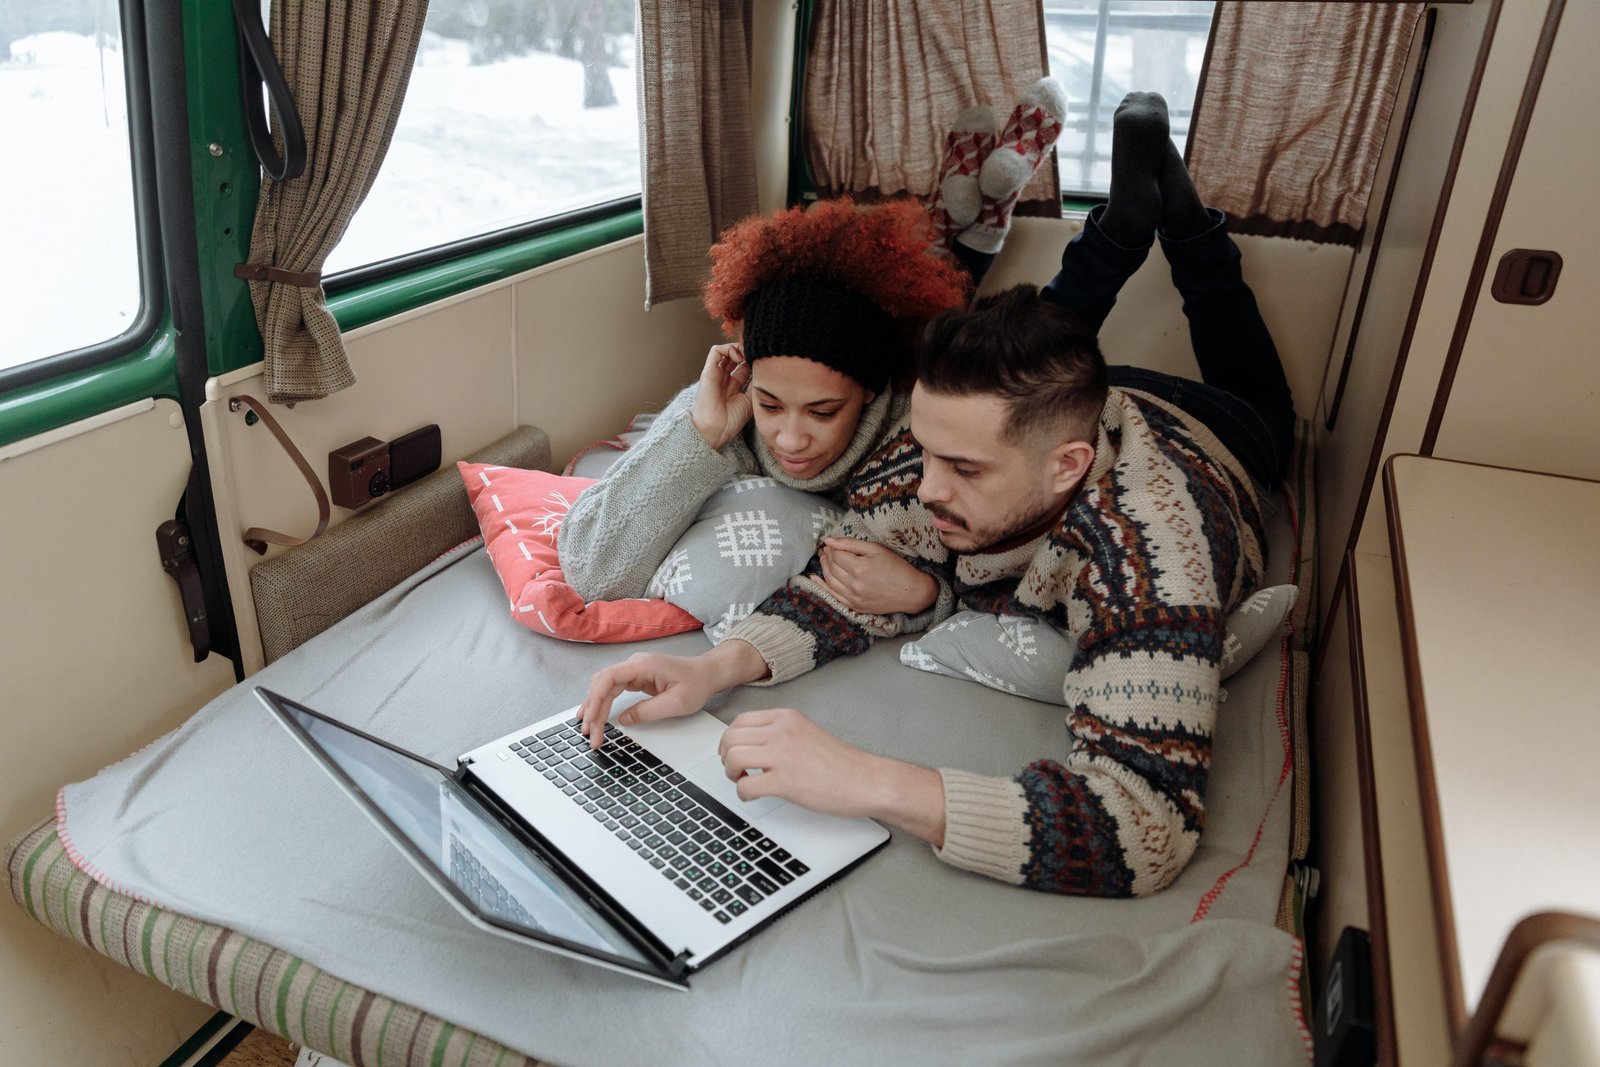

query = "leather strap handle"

[
  {"left": 234, "top": 263, "right": 322, "bottom": 288},
  {"left": 232, "top": 394, "right": 330, "bottom": 554}
]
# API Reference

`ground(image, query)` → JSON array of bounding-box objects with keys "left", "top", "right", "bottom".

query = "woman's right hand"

[{"left": 690, "top": 343, "right": 753, "bottom": 451}]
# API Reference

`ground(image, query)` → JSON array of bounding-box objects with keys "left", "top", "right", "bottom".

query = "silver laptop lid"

[{"left": 256, "top": 687, "right": 688, "bottom": 987}]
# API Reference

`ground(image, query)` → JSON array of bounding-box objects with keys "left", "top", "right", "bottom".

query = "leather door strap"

[{"left": 231, "top": 394, "right": 331, "bottom": 554}]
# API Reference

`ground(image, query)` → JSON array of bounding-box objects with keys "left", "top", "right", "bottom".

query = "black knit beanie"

[{"left": 742, "top": 276, "right": 898, "bottom": 393}]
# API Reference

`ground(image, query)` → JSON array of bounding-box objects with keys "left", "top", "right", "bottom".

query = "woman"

[{"left": 558, "top": 196, "right": 970, "bottom": 616}]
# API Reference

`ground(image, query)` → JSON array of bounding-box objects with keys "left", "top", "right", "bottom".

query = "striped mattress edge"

[{"left": 4, "top": 817, "right": 551, "bottom": 1067}]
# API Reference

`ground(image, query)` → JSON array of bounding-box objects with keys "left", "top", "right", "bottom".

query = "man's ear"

[{"left": 1048, "top": 439, "right": 1096, "bottom": 494}]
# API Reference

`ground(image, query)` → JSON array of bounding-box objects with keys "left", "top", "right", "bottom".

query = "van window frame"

[
  {"left": 0, "top": 1, "right": 650, "bottom": 448},
  {"left": 0, "top": 0, "right": 166, "bottom": 399}
]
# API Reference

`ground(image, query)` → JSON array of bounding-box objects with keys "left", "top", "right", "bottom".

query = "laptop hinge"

[{"left": 457, "top": 765, "right": 685, "bottom": 976}]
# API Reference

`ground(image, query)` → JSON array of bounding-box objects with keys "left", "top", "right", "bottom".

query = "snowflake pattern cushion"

[
  {"left": 899, "top": 585, "right": 1298, "bottom": 703},
  {"left": 647, "top": 476, "right": 843, "bottom": 641}
]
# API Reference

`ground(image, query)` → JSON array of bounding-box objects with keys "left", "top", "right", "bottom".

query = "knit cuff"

[
  {"left": 722, "top": 612, "right": 818, "bottom": 686},
  {"left": 932, "top": 769, "right": 1030, "bottom": 885}
]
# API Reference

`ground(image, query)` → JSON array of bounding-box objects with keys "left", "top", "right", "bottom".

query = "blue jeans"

[{"left": 1033, "top": 206, "right": 1297, "bottom": 490}]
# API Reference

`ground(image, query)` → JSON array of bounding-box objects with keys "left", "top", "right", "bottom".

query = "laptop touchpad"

[{"left": 684, "top": 756, "right": 786, "bottom": 819}]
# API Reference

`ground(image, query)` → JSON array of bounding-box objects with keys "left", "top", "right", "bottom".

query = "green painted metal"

[
  {"left": 0, "top": 328, "right": 181, "bottom": 449},
  {"left": 326, "top": 209, "right": 644, "bottom": 333},
  {"left": 184, "top": 0, "right": 264, "bottom": 378},
  {"left": 0, "top": 0, "right": 255, "bottom": 447}
]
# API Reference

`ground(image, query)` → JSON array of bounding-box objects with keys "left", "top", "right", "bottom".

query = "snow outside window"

[
  {"left": 1044, "top": 0, "right": 1215, "bottom": 198},
  {"left": 324, "top": 0, "right": 641, "bottom": 276},
  {"left": 1, "top": 2, "right": 141, "bottom": 372}
]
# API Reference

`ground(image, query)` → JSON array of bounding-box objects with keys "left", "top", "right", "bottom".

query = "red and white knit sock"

[
  {"left": 956, "top": 78, "right": 1069, "bottom": 255},
  {"left": 926, "top": 105, "right": 997, "bottom": 251}
]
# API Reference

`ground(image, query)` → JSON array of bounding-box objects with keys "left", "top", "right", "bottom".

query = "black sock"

[
  {"left": 953, "top": 242, "right": 996, "bottom": 290},
  {"left": 1098, "top": 92, "right": 1168, "bottom": 247},
  {"left": 1159, "top": 139, "right": 1212, "bottom": 240}
]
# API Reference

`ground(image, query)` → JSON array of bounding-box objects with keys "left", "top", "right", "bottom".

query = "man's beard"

[{"left": 927, "top": 493, "right": 1063, "bottom": 552}]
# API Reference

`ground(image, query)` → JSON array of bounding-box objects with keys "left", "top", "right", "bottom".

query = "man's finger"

[
  {"left": 618, "top": 688, "right": 688, "bottom": 726},
  {"left": 735, "top": 768, "right": 780, "bottom": 801},
  {"left": 822, "top": 537, "right": 873, "bottom": 556},
  {"left": 579, "top": 671, "right": 631, "bottom": 745},
  {"left": 723, "top": 716, "right": 777, "bottom": 758},
  {"left": 720, "top": 743, "right": 768, "bottom": 780},
  {"left": 726, "top": 708, "right": 782, "bottom": 731}
]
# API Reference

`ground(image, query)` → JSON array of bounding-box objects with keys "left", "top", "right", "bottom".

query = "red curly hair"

[{"left": 703, "top": 197, "right": 969, "bottom": 335}]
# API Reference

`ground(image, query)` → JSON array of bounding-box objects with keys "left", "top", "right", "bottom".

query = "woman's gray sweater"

[{"left": 559, "top": 383, "right": 908, "bottom": 601}]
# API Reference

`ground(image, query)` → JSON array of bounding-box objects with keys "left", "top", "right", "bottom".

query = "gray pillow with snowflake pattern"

[
  {"left": 647, "top": 476, "right": 843, "bottom": 641},
  {"left": 899, "top": 584, "right": 1297, "bottom": 704}
]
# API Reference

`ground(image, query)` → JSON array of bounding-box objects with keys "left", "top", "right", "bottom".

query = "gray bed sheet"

[{"left": 58, "top": 533, "right": 1309, "bottom": 1066}]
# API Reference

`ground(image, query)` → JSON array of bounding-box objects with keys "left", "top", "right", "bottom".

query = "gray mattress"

[{"left": 50, "top": 508, "right": 1311, "bottom": 1065}]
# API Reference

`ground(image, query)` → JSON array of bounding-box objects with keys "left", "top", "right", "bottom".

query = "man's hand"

[
  {"left": 716, "top": 708, "right": 947, "bottom": 845},
  {"left": 690, "top": 342, "right": 753, "bottom": 451},
  {"left": 818, "top": 537, "right": 938, "bottom": 616},
  {"left": 577, "top": 640, "right": 770, "bottom": 747}
]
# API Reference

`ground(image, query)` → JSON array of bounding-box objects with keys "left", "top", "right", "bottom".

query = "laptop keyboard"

[
  {"left": 449, "top": 834, "right": 540, "bottom": 929},
  {"left": 508, "top": 718, "right": 811, "bottom": 926}
]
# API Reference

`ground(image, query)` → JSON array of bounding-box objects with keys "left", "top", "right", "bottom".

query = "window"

[
  {"left": 0, "top": 0, "right": 142, "bottom": 373},
  {"left": 1044, "top": 1, "right": 1216, "bottom": 198},
  {"left": 323, "top": 0, "right": 641, "bottom": 277}
]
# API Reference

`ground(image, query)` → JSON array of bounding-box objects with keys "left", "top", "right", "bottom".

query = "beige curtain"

[
  {"left": 803, "top": 0, "right": 1059, "bottom": 218},
  {"left": 1187, "top": 3, "right": 1424, "bottom": 246},
  {"left": 638, "top": 0, "right": 759, "bottom": 307},
  {"left": 243, "top": 0, "right": 428, "bottom": 404}
]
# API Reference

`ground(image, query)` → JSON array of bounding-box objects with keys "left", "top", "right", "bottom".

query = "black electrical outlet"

[
  {"left": 1317, "top": 927, "right": 1376, "bottom": 1067},
  {"left": 389, "top": 424, "right": 441, "bottom": 490},
  {"left": 328, "top": 436, "right": 390, "bottom": 510}
]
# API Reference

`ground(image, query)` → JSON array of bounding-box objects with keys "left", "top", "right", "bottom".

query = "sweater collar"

[{"left": 749, "top": 386, "right": 895, "bottom": 492}]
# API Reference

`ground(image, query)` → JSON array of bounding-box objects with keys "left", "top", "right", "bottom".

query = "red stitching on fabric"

[
  {"left": 1287, "top": 937, "right": 1315, "bottom": 1059},
  {"left": 54, "top": 787, "right": 162, "bottom": 909},
  {"left": 1191, "top": 485, "right": 1303, "bottom": 922},
  {"left": 430, "top": 534, "right": 484, "bottom": 565},
  {"left": 559, "top": 437, "right": 628, "bottom": 477}
]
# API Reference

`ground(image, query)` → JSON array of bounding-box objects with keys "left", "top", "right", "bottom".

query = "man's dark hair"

[{"left": 916, "top": 285, "right": 1109, "bottom": 446}]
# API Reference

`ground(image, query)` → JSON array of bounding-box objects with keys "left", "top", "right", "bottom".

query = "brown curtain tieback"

[
  {"left": 230, "top": 394, "right": 331, "bottom": 554},
  {"left": 234, "top": 263, "right": 323, "bottom": 288}
]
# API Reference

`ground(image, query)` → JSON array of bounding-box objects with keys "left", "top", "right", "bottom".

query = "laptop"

[{"left": 256, "top": 687, "right": 890, "bottom": 989}]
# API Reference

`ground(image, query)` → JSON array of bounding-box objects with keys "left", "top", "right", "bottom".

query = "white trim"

[
  {"left": 0, "top": 398, "right": 158, "bottom": 462},
  {"left": 208, "top": 364, "right": 265, "bottom": 396}
]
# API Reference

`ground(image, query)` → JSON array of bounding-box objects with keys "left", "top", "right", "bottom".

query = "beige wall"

[
  {"left": 0, "top": 399, "right": 233, "bottom": 1066},
  {"left": 1429, "top": 0, "right": 1600, "bottom": 479},
  {"left": 203, "top": 235, "right": 721, "bottom": 671},
  {"left": 1307, "top": 1, "right": 1598, "bottom": 1053}
]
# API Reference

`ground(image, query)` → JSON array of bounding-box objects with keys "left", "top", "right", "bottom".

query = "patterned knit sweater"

[
  {"left": 561, "top": 383, "right": 906, "bottom": 601},
  {"left": 725, "top": 388, "right": 1268, "bottom": 897}
]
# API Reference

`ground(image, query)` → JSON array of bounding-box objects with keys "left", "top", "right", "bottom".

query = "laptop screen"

[{"left": 267, "top": 693, "right": 653, "bottom": 968}]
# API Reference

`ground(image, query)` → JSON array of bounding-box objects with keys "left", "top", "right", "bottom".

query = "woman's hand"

[
  {"left": 690, "top": 342, "right": 753, "bottom": 451},
  {"left": 818, "top": 537, "right": 938, "bottom": 616}
]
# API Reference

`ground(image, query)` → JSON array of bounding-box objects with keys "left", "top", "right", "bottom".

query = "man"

[{"left": 577, "top": 94, "right": 1292, "bottom": 898}]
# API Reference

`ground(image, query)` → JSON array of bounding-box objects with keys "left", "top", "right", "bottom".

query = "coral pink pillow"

[{"left": 458, "top": 462, "right": 701, "bottom": 643}]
